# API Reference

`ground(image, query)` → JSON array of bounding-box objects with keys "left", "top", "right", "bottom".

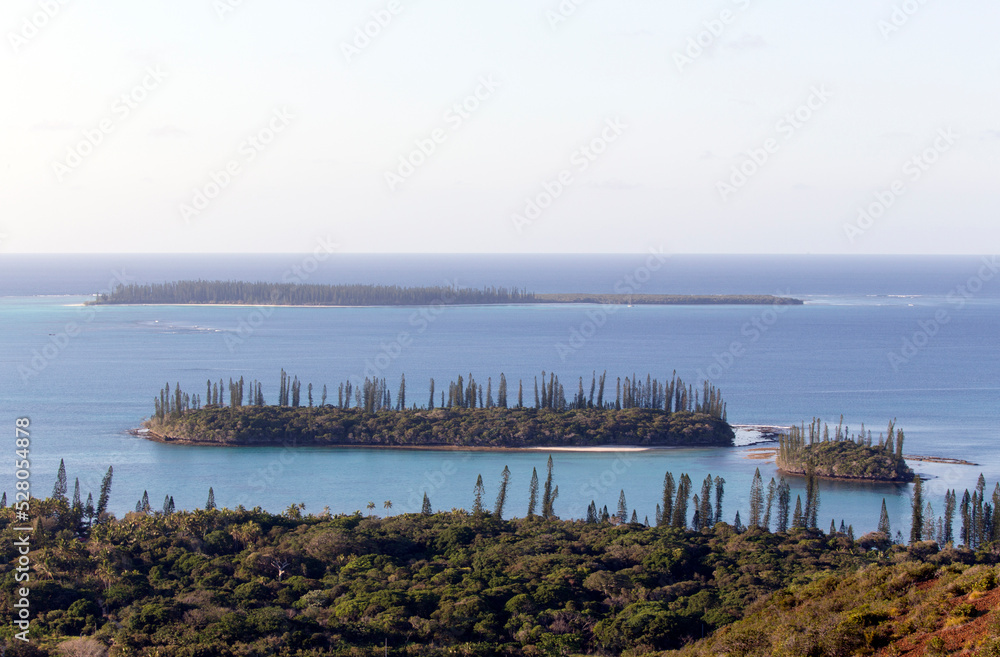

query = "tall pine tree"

[
  {"left": 617, "top": 490, "right": 628, "bottom": 524},
  {"left": 541, "top": 455, "right": 555, "bottom": 519},
  {"left": 878, "top": 498, "right": 891, "bottom": 535},
  {"left": 527, "top": 468, "right": 539, "bottom": 517},
  {"left": 472, "top": 475, "right": 485, "bottom": 515},
  {"left": 96, "top": 466, "right": 113, "bottom": 517},
  {"left": 910, "top": 475, "right": 924, "bottom": 544},
  {"left": 749, "top": 468, "right": 764, "bottom": 527},
  {"left": 494, "top": 466, "right": 510, "bottom": 519},
  {"left": 52, "top": 459, "right": 68, "bottom": 502},
  {"left": 660, "top": 472, "right": 675, "bottom": 527}
]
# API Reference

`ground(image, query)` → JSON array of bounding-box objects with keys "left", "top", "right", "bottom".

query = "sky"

[{"left": 1, "top": 0, "right": 998, "bottom": 254}]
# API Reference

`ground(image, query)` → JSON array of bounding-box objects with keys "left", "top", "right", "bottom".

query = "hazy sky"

[{"left": 2, "top": 0, "right": 997, "bottom": 253}]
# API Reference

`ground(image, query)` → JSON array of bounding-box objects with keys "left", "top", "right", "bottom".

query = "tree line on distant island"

[
  {"left": 152, "top": 369, "right": 727, "bottom": 422},
  {"left": 88, "top": 279, "right": 803, "bottom": 307},
  {"left": 90, "top": 280, "right": 534, "bottom": 306}
]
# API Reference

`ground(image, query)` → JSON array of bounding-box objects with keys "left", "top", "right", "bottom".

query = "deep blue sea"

[{"left": 1, "top": 254, "right": 998, "bottom": 536}]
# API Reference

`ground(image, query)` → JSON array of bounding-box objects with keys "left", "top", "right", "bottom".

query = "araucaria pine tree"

[
  {"left": 910, "top": 475, "right": 923, "bottom": 544},
  {"left": 53, "top": 459, "right": 68, "bottom": 502},
  {"left": 472, "top": 474, "right": 485, "bottom": 515},
  {"left": 943, "top": 489, "right": 956, "bottom": 545},
  {"left": 878, "top": 498, "right": 891, "bottom": 536},
  {"left": 527, "top": 467, "right": 539, "bottom": 517},
  {"left": 792, "top": 495, "right": 804, "bottom": 529},
  {"left": 714, "top": 475, "right": 726, "bottom": 524},
  {"left": 749, "top": 468, "right": 764, "bottom": 527},
  {"left": 776, "top": 478, "right": 791, "bottom": 532},
  {"left": 804, "top": 465, "right": 820, "bottom": 529},
  {"left": 617, "top": 490, "right": 628, "bottom": 524},
  {"left": 541, "top": 455, "right": 555, "bottom": 519},
  {"left": 672, "top": 474, "right": 691, "bottom": 529},
  {"left": 72, "top": 478, "right": 82, "bottom": 514},
  {"left": 421, "top": 493, "right": 432, "bottom": 515},
  {"left": 206, "top": 487, "right": 216, "bottom": 511},
  {"left": 699, "top": 476, "right": 713, "bottom": 529},
  {"left": 96, "top": 466, "right": 113, "bottom": 517},
  {"left": 660, "top": 472, "right": 675, "bottom": 527},
  {"left": 762, "top": 478, "right": 777, "bottom": 531},
  {"left": 494, "top": 466, "right": 510, "bottom": 519}
]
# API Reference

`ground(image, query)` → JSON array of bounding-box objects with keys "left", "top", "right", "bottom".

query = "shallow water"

[{"left": 1, "top": 254, "right": 997, "bottom": 535}]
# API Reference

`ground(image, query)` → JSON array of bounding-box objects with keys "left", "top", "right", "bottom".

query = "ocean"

[{"left": 1, "top": 254, "right": 997, "bottom": 535}]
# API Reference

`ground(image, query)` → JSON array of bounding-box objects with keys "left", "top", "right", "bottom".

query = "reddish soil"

[{"left": 878, "top": 584, "right": 1000, "bottom": 656}]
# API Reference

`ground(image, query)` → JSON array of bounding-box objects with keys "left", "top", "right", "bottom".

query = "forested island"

[
  {"left": 777, "top": 418, "right": 915, "bottom": 482},
  {"left": 87, "top": 280, "right": 803, "bottom": 307},
  {"left": 144, "top": 371, "right": 734, "bottom": 448}
]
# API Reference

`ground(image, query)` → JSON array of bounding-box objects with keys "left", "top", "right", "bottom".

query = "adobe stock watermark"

[
  {"left": 51, "top": 66, "right": 167, "bottom": 183},
  {"left": 8, "top": 0, "right": 72, "bottom": 54},
  {"left": 18, "top": 269, "right": 134, "bottom": 385},
  {"left": 511, "top": 117, "right": 627, "bottom": 233},
  {"left": 696, "top": 290, "right": 794, "bottom": 382},
  {"left": 878, "top": 0, "right": 932, "bottom": 39},
  {"left": 716, "top": 85, "right": 831, "bottom": 202},
  {"left": 180, "top": 107, "right": 293, "bottom": 223},
  {"left": 554, "top": 247, "right": 669, "bottom": 361},
  {"left": 673, "top": 0, "right": 756, "bottom": 73},
  {"left": 214, "top": 0, "right": 250, "bottom": 20},
  {"left": 843, "top": 127, "right": 956, "bottom": 243},
  {"left": 350, "top": 280, "right": 461, "bottom": 384},
  {"left": 341, "top": 0, "right": 405, "bottom": 62},
  {"left": 234, "top": 435, "right": 300, "bottom": 510},
  {"left": 384, "top": 75, "right": 500, "bottom": 192},
  {"left": 887, "top": 256, "right": 998, "bottom": 371},
  {"left": 224, "top": 236, "right": 339, "bottom": 352},
  {"left": 544, "top": 0, "right": 591, "bottom": 30}
]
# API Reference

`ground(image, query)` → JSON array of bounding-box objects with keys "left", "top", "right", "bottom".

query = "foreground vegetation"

[
  {"left": 4, "top": 460, "right": 1000, "bottom": 655},
  {"left": 5, "top": 497, "right": 999, "bottom": 657}
]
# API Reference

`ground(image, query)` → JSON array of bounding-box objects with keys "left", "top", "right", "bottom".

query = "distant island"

[
  {"left": 142, "top": 370, "right": 735, "bottom": 449},
  {"left": 776, "top": 418, "right": 915, "bottom": 482},
  {"left": 88, "top": 280, "right": 803, "bottom": 307}
]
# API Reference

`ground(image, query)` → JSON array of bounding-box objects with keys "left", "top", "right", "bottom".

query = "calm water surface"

[{"left": 1, "top": 254, "right": 997, "bottom": 535}]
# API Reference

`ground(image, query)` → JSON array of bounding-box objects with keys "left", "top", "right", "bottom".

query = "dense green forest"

[
  {"left": 146, "top": 371, "right": 732, "bottom": 448},
  {"left": 3, "top": 497, "right": 998, "bottom": 656},
  {"left": 87, "top": 280, "right": 802, "bottom": 307},
  {"left": 147, "top": 406, "right": 733, "bottom": 449},
  {"left": 4, "top": 461, "right": 1000, "bottom": 655},
  {"left": 776, "top": 418, "right": 915, "bottom": 482}
]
